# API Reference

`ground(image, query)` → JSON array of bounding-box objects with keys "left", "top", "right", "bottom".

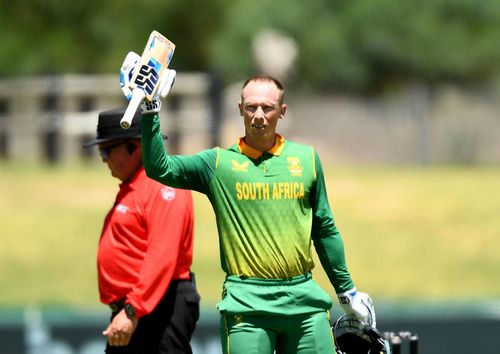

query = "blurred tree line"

[{"left": 1, "top": 0, "right": 500, "bottom": 92}]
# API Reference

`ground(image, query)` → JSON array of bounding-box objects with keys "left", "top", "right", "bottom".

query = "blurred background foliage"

[{"left": 1, "top": 0, "right": 500, "bottom": 92}]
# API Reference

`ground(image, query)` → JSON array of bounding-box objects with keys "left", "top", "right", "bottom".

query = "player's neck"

[{"left": 244, "top": 135, "right": 276, "bottom": 153}]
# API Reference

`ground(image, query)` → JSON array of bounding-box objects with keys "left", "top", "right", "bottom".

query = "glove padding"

[
  {"left": 337, "top": 288, "right": 376, "bottom": 328},
  {"left": 119, "top": 51, "right": 176, "bottom": 114}
]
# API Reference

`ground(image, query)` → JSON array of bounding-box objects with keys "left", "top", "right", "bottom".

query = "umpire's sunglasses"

[{"left": 98, "top": 141, "right": 127, "bottom": 159}]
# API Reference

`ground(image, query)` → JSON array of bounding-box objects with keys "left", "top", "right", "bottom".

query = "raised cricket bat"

[{"left": 120, "top": 30, "right": 175, "bottom": 129}]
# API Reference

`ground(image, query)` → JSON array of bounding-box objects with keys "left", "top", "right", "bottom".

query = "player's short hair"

[{"left": 241, "top": 75, "right": 285, "bottom": 104}]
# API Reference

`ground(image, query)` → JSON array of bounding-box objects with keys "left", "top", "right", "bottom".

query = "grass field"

[{"left": 1, "top": 160, "right": 499, "bottom": 311}]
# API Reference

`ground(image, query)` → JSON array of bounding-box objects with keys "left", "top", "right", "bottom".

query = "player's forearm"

[
  {"left": 140, "top": 113, "right": 194, "bottom": 190},
  {"left": 311, "top": 207, "right": 355, "bottom": 292},
  {"left": 141, "top": 113, "right": 169, "bottom": 177},
  {"left": 313, "top": 230, "right": 355, "bottom": 293},
  {"left": 141, "top": 114, "right": 168, "bottom": 171}
]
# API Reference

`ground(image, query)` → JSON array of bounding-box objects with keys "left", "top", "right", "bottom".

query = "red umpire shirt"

[{"left": 97, "top": 166, "right": 194, "bottom": 318}]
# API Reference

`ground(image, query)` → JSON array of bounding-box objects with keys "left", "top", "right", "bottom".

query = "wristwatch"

[{"left": 124, "top": 303, "right": 136, "bottom": 318}]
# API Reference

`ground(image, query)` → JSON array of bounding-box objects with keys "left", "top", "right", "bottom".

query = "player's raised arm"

[{"left": 119, "top": 51, "right": 216, "bottom": 193}]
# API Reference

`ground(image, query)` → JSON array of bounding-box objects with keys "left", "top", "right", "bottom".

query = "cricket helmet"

[{"left": 333, "top": 314, "right": 390, "bottom": 354}]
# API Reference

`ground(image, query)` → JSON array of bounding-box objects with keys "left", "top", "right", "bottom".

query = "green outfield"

[{"left": 1, "top": 161, "right": 499, "bottom": 310}]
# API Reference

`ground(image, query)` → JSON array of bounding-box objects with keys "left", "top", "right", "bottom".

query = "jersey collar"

[
  {"left": 237, "top": 134, "right": 285, "bottom": 159},
  {"left": 119, "top": 166, "right": 145, "bottom": 191}
]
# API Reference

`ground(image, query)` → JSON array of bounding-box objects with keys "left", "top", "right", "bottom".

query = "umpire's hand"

[{"left": 103, "top": 309, "right": 138, "bottom": 346}]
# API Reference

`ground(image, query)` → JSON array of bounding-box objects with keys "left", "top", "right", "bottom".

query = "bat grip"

[{"left": 120, "top": 89, "right": 146, "bottom": 129}]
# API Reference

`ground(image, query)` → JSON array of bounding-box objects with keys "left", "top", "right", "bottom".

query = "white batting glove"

[
  {"left": 119, "top": 51, "right": 141, "bottom": 100},
  {"left": 119, "top": 51, "right": 176, "bottom": 114},
  {"left": 337, "top": 288, "right": 377, "bottom": 327}
]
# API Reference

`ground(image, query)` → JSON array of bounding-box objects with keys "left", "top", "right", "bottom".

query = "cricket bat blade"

[{"left": 120, "top": 30, "right": 176, "bottom": 129}]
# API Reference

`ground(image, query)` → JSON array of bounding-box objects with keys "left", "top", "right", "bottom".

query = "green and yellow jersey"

[{"left": 141, "top": 113, "right": 354, "bottom": 293}]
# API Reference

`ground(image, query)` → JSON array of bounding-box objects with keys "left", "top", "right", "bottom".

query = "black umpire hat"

[{"left": 82, "top": 107, "right": 166, "bottom": 147}]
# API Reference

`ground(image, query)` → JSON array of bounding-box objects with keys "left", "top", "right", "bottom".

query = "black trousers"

[{"left": 105, "top": 276, "right": 200, "bottom": 354}]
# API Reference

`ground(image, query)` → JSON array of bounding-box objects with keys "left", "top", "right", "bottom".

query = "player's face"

[
  {"left": 98, "top": 140, "right": 141, "bottom": 182},
  {"left": 239, "top": 80, "right": 287, "bottom": 146}
]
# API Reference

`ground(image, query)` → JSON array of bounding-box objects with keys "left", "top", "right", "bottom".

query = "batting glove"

[
  {"left": 119, "top": 51, "right": 176, "bottom": 114},
  {"left": 337, "top": 288, "right": 377, "bottom": 327}
]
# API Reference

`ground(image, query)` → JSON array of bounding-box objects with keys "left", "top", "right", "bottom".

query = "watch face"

[{"left": 125, "top": 303, "right": 135, "bottom": 317}]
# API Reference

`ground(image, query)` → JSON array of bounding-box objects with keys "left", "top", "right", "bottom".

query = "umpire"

[{"left": 83, "top": 107, "right": 200, "bottom": 354}]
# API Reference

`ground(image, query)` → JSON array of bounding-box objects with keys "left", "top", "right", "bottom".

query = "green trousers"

[{"left": 217, "top": 273, "right": 336, "bottom": 354}]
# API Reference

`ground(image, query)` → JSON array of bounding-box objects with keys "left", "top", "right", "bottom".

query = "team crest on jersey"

[
  {"left": 231, "top": 160, "right": 249, "bottom": 172},
  {"left": 287, "top": 157, "right": 303, "bottom": 176},
  {"left": 161, "top": 186, "right": 176, "bottom": 200}
]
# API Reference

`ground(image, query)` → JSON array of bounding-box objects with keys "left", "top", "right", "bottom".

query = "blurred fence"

[
  {"left": 284, "top": 84, "right": 500, "bottom": 165},
  {"left": 0, "top": 75, "right": 499, "bottom": 164},
  {"left": 0, "top": 73, "right": 223, "bottom": 163}
]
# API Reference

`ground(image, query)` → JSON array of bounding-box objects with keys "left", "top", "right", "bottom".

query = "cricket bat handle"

[{"left": 120, "top": 88, "right": 146, "bottom": 129}]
